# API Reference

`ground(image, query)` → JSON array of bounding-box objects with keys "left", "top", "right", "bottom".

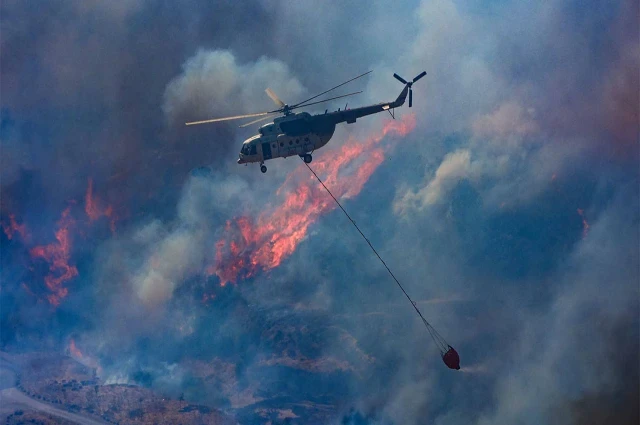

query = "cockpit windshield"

[{"left": 241, "top": 144, "right": 257, "bottom": 155}]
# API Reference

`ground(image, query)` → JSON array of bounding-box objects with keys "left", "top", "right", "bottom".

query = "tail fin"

[{"left": 391, "top": 85, "right": 410, "bottom": 108}]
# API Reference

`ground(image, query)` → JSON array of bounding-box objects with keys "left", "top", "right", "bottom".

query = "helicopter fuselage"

[{"left": 237, "top": 112, "right": 335, "bottom": 164}]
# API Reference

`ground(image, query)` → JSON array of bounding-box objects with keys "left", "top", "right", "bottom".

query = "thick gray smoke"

[{"left": 163, "top": 49, "right": 305, "bottom": 126}]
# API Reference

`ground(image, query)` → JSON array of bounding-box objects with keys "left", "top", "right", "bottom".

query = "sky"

[{"left": 1, "top": 0, "right": 638, "bottom": 424}]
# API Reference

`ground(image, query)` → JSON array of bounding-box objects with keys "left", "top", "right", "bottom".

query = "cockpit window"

[{"left": 242, "top": 144, "right": 257, "bottom": 155}]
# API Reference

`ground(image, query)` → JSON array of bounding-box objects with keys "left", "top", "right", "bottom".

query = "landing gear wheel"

[
  {"left": 303, "top": 154, "right": 312, "bottom": 164},
  {"left": 260, "top": 165, "right": 267, "bottom": 173}
]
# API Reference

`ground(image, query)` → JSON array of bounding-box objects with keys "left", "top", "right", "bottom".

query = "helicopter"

[{"left": 186, "top": 70, "right": 426, "bottom": 173}]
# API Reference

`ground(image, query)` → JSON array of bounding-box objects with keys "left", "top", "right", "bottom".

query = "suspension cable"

[{"left": 302, "top": 159, "right": 450, "bottom": 353}]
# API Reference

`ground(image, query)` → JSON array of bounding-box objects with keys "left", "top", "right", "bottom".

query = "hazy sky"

[{"left": 1, "top": 1, "right": 638, "bottom": 424}]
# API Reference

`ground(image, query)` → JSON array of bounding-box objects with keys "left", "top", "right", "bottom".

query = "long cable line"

[{"left": 302, "top": 159, "right": 451, "bottom": 355}]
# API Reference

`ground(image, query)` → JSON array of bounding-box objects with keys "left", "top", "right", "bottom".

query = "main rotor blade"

[
  {"left": 393, "top": 73, "right": 408, "bottom": 84},
  {"left": 265, "top": 88, "right": 285, "bottom": 107},
  {"left": 292, "top": 70, "right": 372, "bottom": 108},
  {"left": 290, "top": 90, "right": 362, "bottom": 111},
  {"left": 239, "top": 114, "right": 277, "bottom": 128},
  {"left": 185, "top": 112, "right": 270, "bottom": 126},
  {"left": 413, "top": 71, "right": 427, "bottom": 83}
]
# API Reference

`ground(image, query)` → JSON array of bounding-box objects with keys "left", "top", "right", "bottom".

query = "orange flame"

[
  {"left": 85, "top": 178, "right": 117, "bottom": 232},
  {"left": 6, "top": 180, "right": 117, "bottom": 308},
  {"left": 29, "top": 207, "right": 78, "bottom": 306},
  {"left": 69, "top": 339, "right": 83, "bottom": 358},
  {"left": 1, "top": 214, "right": 29, "bottom": 241},
  {"left": 209, "top": 115, "right": 416, "bottom": 285},
  {"left": 577, "top": 208, "right": 590, "bottom": 239},
  {"left": 68, "top": 338, "right": 102, "bottom": 375}
]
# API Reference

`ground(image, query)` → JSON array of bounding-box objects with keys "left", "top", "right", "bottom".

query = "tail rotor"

[
  {"left": 393, "top": 73, "right": 408, "bottom": 85},
  {"left": 394, "top": 71, "right": 427, "bottom": 107}
]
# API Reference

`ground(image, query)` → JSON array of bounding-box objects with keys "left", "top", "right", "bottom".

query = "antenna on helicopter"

[{"left": 393, "top": 71, "right": 426, "bottom": 107}]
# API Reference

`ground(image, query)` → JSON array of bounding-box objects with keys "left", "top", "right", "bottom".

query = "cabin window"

[
  {"left": 295, "top": 139, "right": 299, "bottom": 144},
  {"left": 289, "top": 141, "right": 293, "bottom": 145},
  {"left": 272, "top": 144, "right": 276, "bottom": 148},
  {"left": 249, "top": 144, "right": 257, "bottom": 155},
  {"left": 280, "top": 142, "right": 284, "bottom": 147},
  {"left": 304, "top": 137, "right": 309, "bottom": 142}
]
